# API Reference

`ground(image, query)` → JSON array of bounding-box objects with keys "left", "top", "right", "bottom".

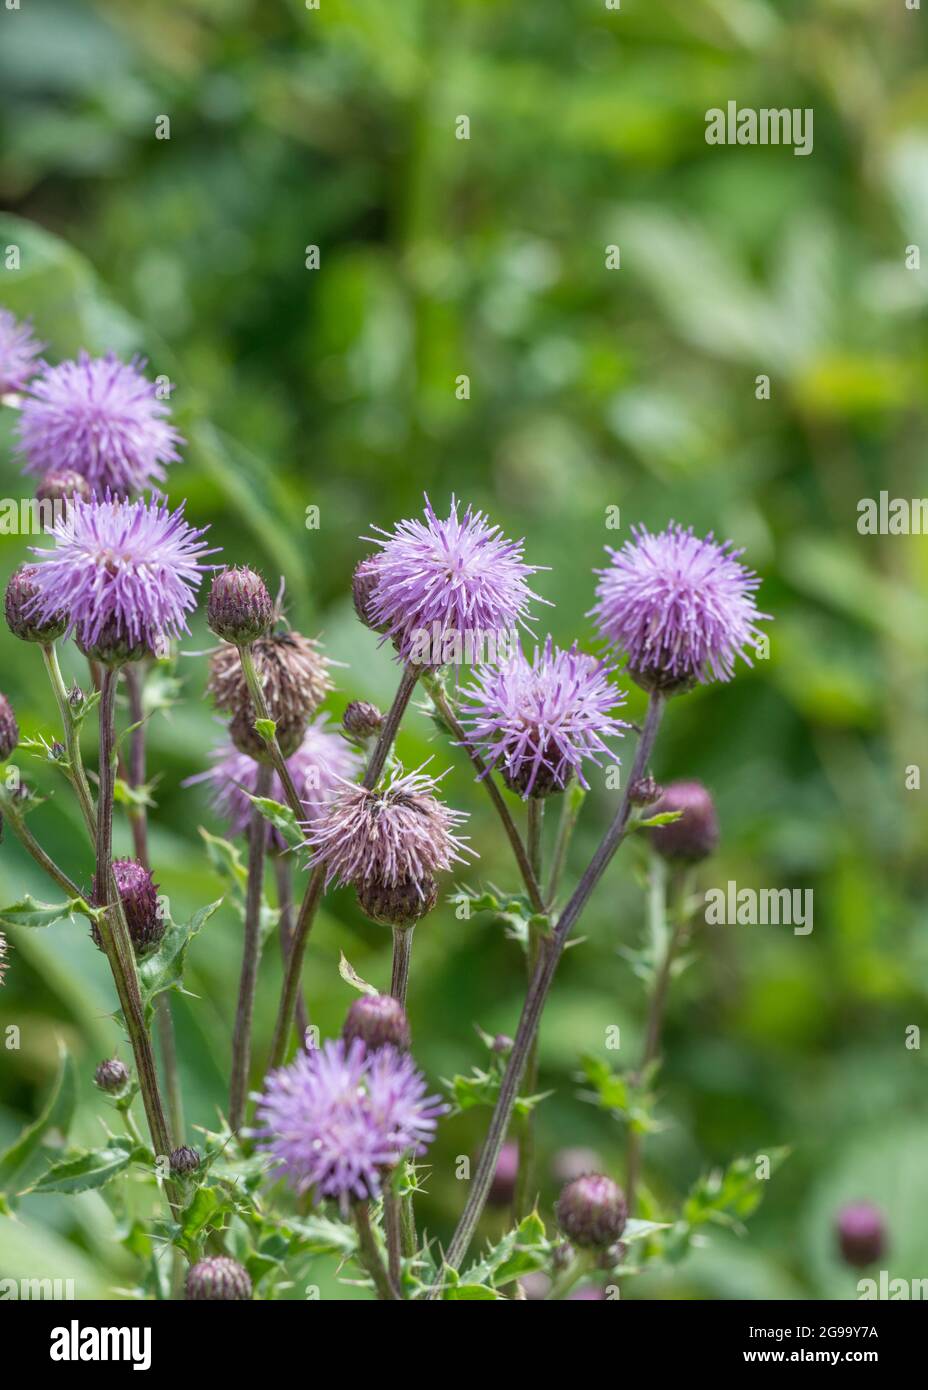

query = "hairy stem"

[
  {"left": 124, "top": 663, "right": 185, "bottom": 1146},
  {"left": 423, "top": 675, "right": 546, "bottom": 913},
  {"left": 41, "top": 643, "right": 96, "bottom": 843},
  {"left": 230, "top": 763, "right": 273, "bottom": 1132},
  {"left": 94, "top": 668, "right": 176, "bottom": 1185},
  {"left": 237, "top": 644, "right": 304, "bottom": 820},
  {"left": 437, "top": 693, "right": 666, "bottom": 1282},
  {"left": 363, "top": 663, "right": 421, "bottom": 789},
  {"left": 384, "top": 1189, "right": 405, "bottom": 1297},
  {"left": 353, "top": 1203, "right": 400, "bottom": 1301},
  {"left": 389, "top": 926, "right": 414, "bottom": 1008},
  {"left": 546, "top": 785, "right": 584, "bottom": 906},
  {"left": 274, "top": 854, "right": 310, "bottom": 1046},
  {"left": 267, "top": 864, "right": 325, "bottom": 1071},
  {"left": 515, "top": 799, "right": 545, "bottom": 1219}
]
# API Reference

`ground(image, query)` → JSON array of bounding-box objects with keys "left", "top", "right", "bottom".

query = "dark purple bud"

[
  {"left": 491, "top": 1033, "right": 514, "bottom": 1056},
  {"left": 343, "top": 993, "right": 412, "bottom": 1052},
  {"left": 555, "top": 1174, "right": 627, "bottom": 1249},
  {"left": 170, "top": 1145, "right": 201, "bottom": 1176},
  {"left": 836, "top": 1203, "right": 886, "bottom": 1268},
  {"left": 343, "top": 700, "right": 384, "bottom": 741},
  {"left": 35, "top": 471, "right": 91, "bottom": 505},
  {"left": 208, "top": 566, "right": 274, "bottom": 645},
  {"left": 67, "top": 683, "right": 84, "bottom": 712},
  {"left": 94, "top": 1058, "right": 129, "bottom": 1095},
  {"left": 93, "top": 859, "right": 164, "bottom": 956},
  {"left": 0, "top": 692, "right": 18, "bottom": 761},
  {"left": 351, "top": 558, "right": 387, "bottom": 632},
  {"left": 629, "top": 774, "right": 662, "bottom": 807},
  {"left": 356, "top": 873, "right": 438, "bottom": 929},
  {"left": 185, "top": 1255, "right": 252, "bottom": 1301},
  {"left": 648, "top": 779, "right": 719, "bottom": 862},
  {"left": 4, "top": 565, "right": 67, "bottom": 644},
  {"left": 487, "top": 1140, "right": 520, "bottom": 1207}
]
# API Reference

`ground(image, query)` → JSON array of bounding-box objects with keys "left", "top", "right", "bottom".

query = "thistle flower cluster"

[
  {"left": 25, "top": 493, "right": 212, "bottom": 663},
  {"left": 359, "top": 496, "right": 544, "bottom": 664},
  {"left": 592, "top": 523, "right": 768, "bottom": 690},
  {"left": 17, "top": 351, "right": 182, "bottom": 495},
  {"left": 460, "top": 637, "right": 628, "bottom": 798},
  {"left": 0, "top": 307, "right": 43, "bottom": 396},
  {"left": 255, "top": 1037, "right": 444, "bottom": 1211},
  {"left": 302, "top": 764, "right": 473, "bottom": 927}
]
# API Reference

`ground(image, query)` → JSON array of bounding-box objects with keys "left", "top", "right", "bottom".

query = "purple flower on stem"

[
  {"left": 255, "top": 1038, "right": 445, "bottom": 1211},
  {"left": 193, "top": 716, "right": 361, "bottom": 849},
  {"left": 362, "top": 495, "right": 546, "bottom": 664},
  {"left": 27, "top": 493, "right": 214, "bottom": 658},
  {"left": 591, "top": 523, "right": 769, "bottom": 690},
  {"left": 17, "top": 351, "right": 182, "bottom": 495},
  {"left": 302, "top": 762, "right": 473, "bottom": 894},
  {"left": 459, "top": 637, "right": 629, "bottom": 797},
  {"left": 0, "top": 308, "right": 43, "bottom": 395}
]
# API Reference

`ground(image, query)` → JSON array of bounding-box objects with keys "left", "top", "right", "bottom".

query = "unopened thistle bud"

[
  {"left": 648, "top": 779, "right": 719, "bottom": 863},
  {"left": 5, "top": 565, "right": 67, "bottom": 644},
  {"left": 0, "top": 692, "right": 18, "bottom": 761},
  {"left": 343, "top": 700, "right": 383, "bottom": 741},
  {"left": 351, "top": 557, "right": 385, "bottom": 631},
  {"left": 836, "top": 1203, "right": 886, "bottom": 1268},
  {"left": 35, "top": 470, "right": 91, "bottom": 505},
  {"left": 170, "top": 1145, "right": 201, "bottom": 1176},
  {"left": 207, "top": 566, "right": 274, "bottom": 646},
  {"left": 357, "top": 873, "right": 439, "bottom": 929},
  {"left": 185, "top": 1255, "right": 253, "bottom": 1301},
  {"left": 94, "top": 1058, "right": 129, "bottom": 1095},
  {"left": 629, "top": 774, "right": 661, "bottom": 807},
  {"left": 555, "top": 1174, "right": 627, "bottom": 1249},
  {"left": 93, "top": 859, "right": 164, "bottom": 956},
  {"left": 492, "top": 1033, "right": 514, "bottom": 1056},
  {"left": 342, "top": 993, "right": 411, "bottom": 1052}
]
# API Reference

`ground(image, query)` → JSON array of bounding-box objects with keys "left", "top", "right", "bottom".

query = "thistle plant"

[{"left": 0, "top": 329, "right": 784, "bottom": 1298}]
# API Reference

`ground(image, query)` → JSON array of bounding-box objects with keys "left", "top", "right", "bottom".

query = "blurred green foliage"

[{"left": 1, "top": 0, "right": 927, "bottom": 1299}]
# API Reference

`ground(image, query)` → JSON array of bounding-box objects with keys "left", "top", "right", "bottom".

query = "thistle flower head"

[
  {"left": 17, "top": 351, "right": 182, "bottom": 495},
  {"left": 836, "top": 1203, "right": 886, "bottom": 1268},
  {"left": 255, "top": 1037, "right": 444, "bottom": 1211},
  {"left": 342, "top": 993, "right": 411, "bottom": 1052},
  {"left": 555, "top": 1174, "right": 627, "bottom": 1248},
  {"left": 207, "top": 566, "right": 274, "bottom": 645},
  {"left": 5, "top": 564, "right": 67, "bottom": 644},
  {"left": 186, "top": 1256, "right": 252, "bottom": 1301},
  {"left": 169, "top": 1145, "right": 201, "bottom": 1176},
  {"left": 0, "top": 691, "right": 19, "bottom": 761},
  {"left": 591, "top": 523, "right": 768, "bottom": 690},
  {"left": 26, "top": 493, "right": 212, "bottom": 662},
  {"left": 193, "top": 716, "right": 361, "bottom": 850},
  {"left": 647, "top": 779, "right": 719, "bottom": 862},
  {"left": 207, "top": 630, "right": 332, "bottom": 733},
  {"left": 342, "top": 700, "right": 383, "bottom": 741},
  {"left": 93, "top": 1058, "right": 129, "bottom": 1095},
  {"left": 302, "top": 763, "right": 473, "bottom": 924},
  {"left": 0, "top": 308, "right": 43, "bottom": 395},
  {"left": 92, "top": 858, "right": 164, "bottom": 956},
  {"left": 361, "top": 496, "right": 545, "bottom": 664},
  {"left": 459, "top": 638, "right": 629, "bottom": 798}
]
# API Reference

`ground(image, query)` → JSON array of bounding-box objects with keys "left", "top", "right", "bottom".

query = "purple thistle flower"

[
  {"left": 0, "top": 308, "right": 43, "bottom": 395},
  {"left": 255, "top": 1038, "right": 445, "bottom": 1211},
  {"left": 362, "top": 495, "right": 546, "bottom": 664},
  {"left": 191, "top": 716, "right": 361, "bottom": 850},
  {"left": 459, "top": 637, "right": 629, "bottom": 798},
  {"left": 16, "top": 351, "right": 182, "bottom": 495},
  {"left": 591, "top": 523, "right": 769, "bottom": 689},
  {"left": 301, "top": 762, "right": 473, "bottom": 894},
  {"left": 27, "top": 493, "right": 214, "bottom": 657}
]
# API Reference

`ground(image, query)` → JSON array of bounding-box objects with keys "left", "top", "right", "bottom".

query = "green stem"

[
  {"left": 237, "top": 644, "right": 304, "bottom": 820},
  {"left": 353, "top": 1203, "right": 400, "bottom": 1301},
  {"left": 230, "top": 763, "right": 273, "bottom": 1132},
  {"left": 389, "top": 926, "right": 414, "bottom": 1008},
  {"left": 41, "top": 643, "right": 96, "bottom": 842},
  {"left": 515, "top": 800, "right": 545, "bottom": 1219},
  {"left": 384, "top": 1189, "right": 405, "bottom": 1297},
  {"left": 273, "top": 853, "right": 310, "bottom": 1046},
  {"left": 266, "top": 863, "right": 325, "bottom": 1071},
  {"left": 545, "top": 786, "right": 584, "bottom": 906},
  {"left": 546, "top": 1251, "right": 595, "bottom": 1301}
]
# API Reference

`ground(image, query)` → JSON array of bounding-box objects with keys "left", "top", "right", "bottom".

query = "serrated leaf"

[
  {"left": 338, "top": 951, "right": 379, "bottom": 997},
  {"left": 286, "top": 1214, "right": 357, "bottom": 1256},
  {"left": 0, "top": 895, "right": 77, "bottom": 929},
  {"left": 136, "top": 899, "right": 222, "bottom": 1025},
  {"left": 0, "top": 1042, "right": 77, "bottom": 1190},
  {"left": 464, "top": 1210, "right": 550, "bottom": 1287},
  {"left": 248, "top": 794, "right": 302, "bottom": 851},
  {"left": 27, "top": 1137, "right": 149, "bottom": 1195}
]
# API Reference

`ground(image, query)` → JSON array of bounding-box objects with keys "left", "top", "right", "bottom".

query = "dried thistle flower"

[{"left": 207, "top": 631, "right": 332, "bottom": 732}]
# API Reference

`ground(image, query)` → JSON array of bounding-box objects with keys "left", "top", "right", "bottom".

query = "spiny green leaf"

[
  {"left": 247, "top": 794, "right": 302, "bottom": 851},
  {"left": 136, "top": 899, "right": 222, "bottom": 1025},
  {"left": 27, "top": 1137, "right": 151, "bottom": 1195}
]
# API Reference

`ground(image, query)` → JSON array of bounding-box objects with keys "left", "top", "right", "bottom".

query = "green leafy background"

[{"left": 1, "top": 0, "right": 927, "bottom": 1299}]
